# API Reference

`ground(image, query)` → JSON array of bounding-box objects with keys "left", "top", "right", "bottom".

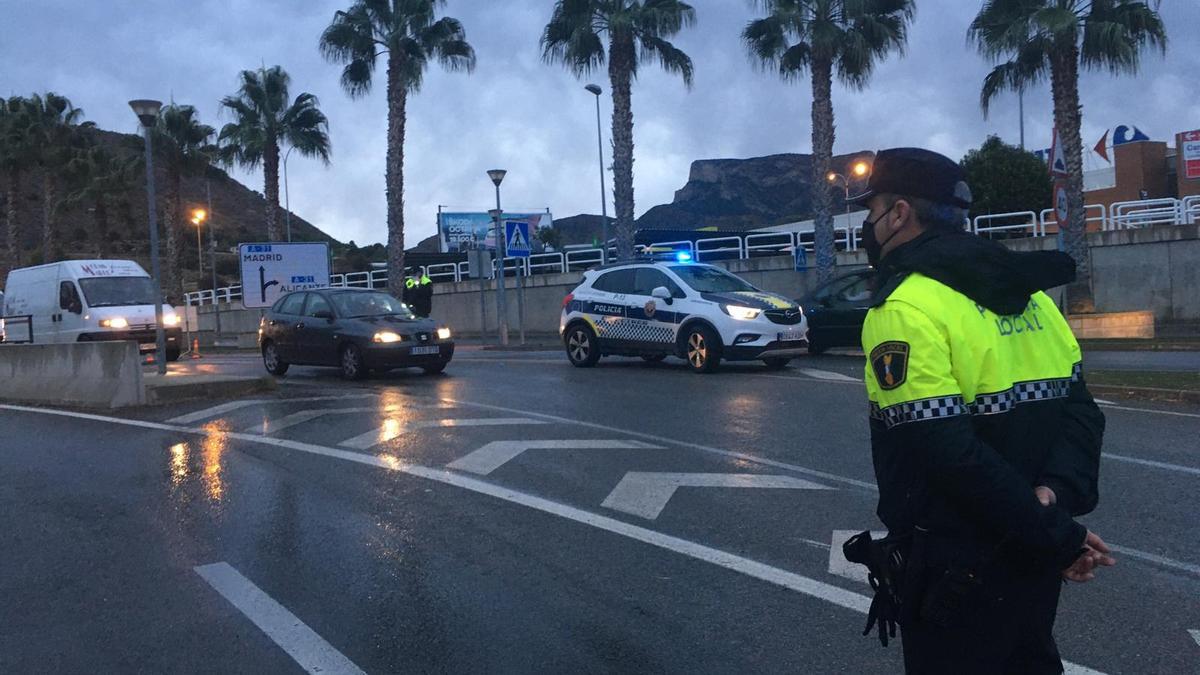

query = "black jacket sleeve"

[
  {"left": 1036, "top": 378, "right": 1105, "bottom": 516},
  {"left": 887, "top": 416, "right": 1087, "bottom": 570}
]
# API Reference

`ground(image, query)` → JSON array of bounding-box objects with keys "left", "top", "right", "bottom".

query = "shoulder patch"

[{"left": 870, "top": 341, "right": 910, "bottom": 390}]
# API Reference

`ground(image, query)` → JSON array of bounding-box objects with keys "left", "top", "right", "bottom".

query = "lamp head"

[
  {"left": 487, "top": 169, "right": 507, "bottom": 186},
  {"left": 585, "top": 84, "right": 602, "bottom": 96},
  {"left": 128, "top": 99, "right": 162, "bottom": 128}
]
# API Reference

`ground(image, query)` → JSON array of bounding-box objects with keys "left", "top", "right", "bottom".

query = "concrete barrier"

[{"left": 0, "top": 341, "right": 145, "bottom": 408}]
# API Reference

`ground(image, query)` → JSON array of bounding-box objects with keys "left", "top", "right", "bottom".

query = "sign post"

[{"left": 238, "top": 243, "right": 331, "bottom": 309}]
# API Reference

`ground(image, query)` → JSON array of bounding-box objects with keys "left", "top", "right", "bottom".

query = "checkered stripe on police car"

[
  {"left": 870, "top": 395, "right": 969, "bottom": 429},
  {"left": 968, "top": 362, "right": 1082, "bottom": 416},
  {"left": 594, "top": 318, "right": 675, "bottom": 343}
]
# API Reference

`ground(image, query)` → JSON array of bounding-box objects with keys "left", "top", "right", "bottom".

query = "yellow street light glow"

[
  {"left": 852, "top": 161, "right": 869, "bottom": 177},
  {"left": 826, "top": 172, "right": 838, "bottom": 183}
]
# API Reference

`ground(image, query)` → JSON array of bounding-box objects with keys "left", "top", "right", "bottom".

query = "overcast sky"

[{"left": 4, "top": 0, "right": 1198, "bottom": 246}]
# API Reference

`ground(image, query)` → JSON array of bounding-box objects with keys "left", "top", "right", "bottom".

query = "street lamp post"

[
  {"left": 585, "top": 84, "right": 608, "bottom": 264},
  {"left": 206, "top": 179, "right": 221, "bottom": 335},
  {"left": 487, "top": 169, "right": 509, "bottom": 347},
  {"left": 283, "top": 145, "right": 295, "bottom": 242},
  {"left": 129, "top": 99, "right": 167, "bottom": 375},
  {"left": 827, "top": 161, "right": 870, "bottom": 250},
  {"left": 192, "top": 209, "right": 206, "bottom": 287}
]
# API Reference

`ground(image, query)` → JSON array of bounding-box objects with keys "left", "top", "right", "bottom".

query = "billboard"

[
  {"left": 437, "top": 211, "right": 552, "bottom": 253},
  {"left": 1181, "top": 130, "right": 1200, "bottom": 180}
]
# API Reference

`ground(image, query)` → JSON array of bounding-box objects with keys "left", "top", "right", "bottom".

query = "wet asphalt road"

[{"left": 2, "top": 350, "right": 1199, "bottom": 674}]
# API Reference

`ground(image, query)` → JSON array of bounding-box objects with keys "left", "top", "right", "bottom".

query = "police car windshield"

[
  {"left": 78, "top": 277, "right": 158, "bottom": 308},
  {"left": 331, "top": 291, "right": 414, "bottom": 319},
  {"left": 669, "top": 265, "right": 756, "bottom": 293}
]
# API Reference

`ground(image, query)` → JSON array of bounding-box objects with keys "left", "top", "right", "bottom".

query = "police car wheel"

[
  {"left": 684, "top": 325, "right": 722, "bottom": 374},
  {"left": 262, "top": 341, "right": 289, "bottom": 376},
  {"left": 762, "top": 357, "right": 791, "bottom": 370},
  {"left": 641, "top": 354, "right": 667, "bottom": 363},
  {"left": 565, "top": 324, "right": 600, "bottom": 368},
  {"left": 340, "top": 344, "right": 369, "bottom": 380}
]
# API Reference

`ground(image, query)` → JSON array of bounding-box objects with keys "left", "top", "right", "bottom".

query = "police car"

[{"left": 560, "top": 254, "right": 808, "bottom": 373}]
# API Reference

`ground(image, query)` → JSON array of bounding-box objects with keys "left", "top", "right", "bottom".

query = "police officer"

[
  {"left": 851, "top": 148, "right": 1115, "bottom": 673},
  {"left": 411, "top": 273, "right": 433, "bottom": 318}
]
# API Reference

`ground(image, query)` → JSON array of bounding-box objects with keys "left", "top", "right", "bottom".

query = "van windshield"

[{"left": 77, "top": 277, "right": 158, "bottom": 308}]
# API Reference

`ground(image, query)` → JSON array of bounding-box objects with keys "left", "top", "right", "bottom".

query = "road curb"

[
  {"left": 1089, "top": 383, "right": 1200, "bottom": 405},
  {"left": 143, "top": 375, "right": 277, "bottom": 406}
]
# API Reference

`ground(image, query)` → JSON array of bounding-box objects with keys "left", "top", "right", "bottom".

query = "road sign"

[
  {"left": 1055, "top": 183, "right": 1069, "bottom": 223},
  {"left": 238, "top": 242, "right": 330, "bottom": 309},
  {"left": 505, "top": 220, "right": 532, "bottom": 258},
  {"left": 1048, "top": 127, "right": 1068, "bottom": 177},
  {"left": 1182, "top": 129, "right": 1200, "bottom": 180},
  {"left": 793, "top": 245, "right": 808, "bottom": 271}
]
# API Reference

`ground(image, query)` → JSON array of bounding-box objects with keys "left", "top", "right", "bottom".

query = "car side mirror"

[
  {"left": 313, "top": 310, "right": 334, "bottom": 321},
  {"left": 651, "top": 286, "right": 673, "bottom": 304}
]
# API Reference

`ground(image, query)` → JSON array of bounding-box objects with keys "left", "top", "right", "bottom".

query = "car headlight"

[
  {"left": 437, "top": 327, "right": 452, "bottom": 340},
  {"left": 373, "top": 330, "right": 403, "bottom": 343},
  {"left": 722, "top": 305, "right": 762, "bottom": 321},
  {"left": 100, "top": 317, "right": 129, "bottom": 329},
  {"left": 163, "top": 313, "right": 181, "bottom": 326}
]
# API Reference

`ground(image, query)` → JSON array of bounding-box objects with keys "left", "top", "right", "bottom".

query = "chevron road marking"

[
  {"left": 601, "top": 472, "right": 833, "bottom": 520},
  {"left": 446, "top": 439, "right": 663, "bottom": 476}
]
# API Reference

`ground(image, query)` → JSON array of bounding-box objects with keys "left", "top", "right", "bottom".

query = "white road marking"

[
  {"left": 1104, "top": 453, "right": 1200, "bottom": 477},
  {"left": 338, "top": 417, "right": 546, "bottom": 450},
  {"left": 242, "top": 403, "right": 458, "bottom": 435},
  {"left": 1094, "top": 398, "right": 1115, "bottom": 405},
  {"left": 0, "top": 403, "right": 1109, "bottom": 674},
  {"left": 1189, "top": 629, "right": 1200, "bottom": 648},
  {"left": 1107, "top": 544, "right": 1200, "bottom": 577},
  {"left": 827, "top": 530, "right": 888, "bottom": 585},
  {"left": 601, "top": 472, "right": 833, "bottom": 520},
  {"left": 166, "top": 395, "right": 376, "bottom": 425},
  {"left": 1098, "top": 403, "right": 1200, "bottom": 419},
  {"left": 441, "top": 397, "right": 881, "bottom": 491},
  {"left": 447, "top": 439, "right": 662, "bottom": 476},
  {"left": 194, "top": 562, "right": 365, "bottom": 675},
  {"left": 796, "top": 368, "right": 862, "bottom": 382}
]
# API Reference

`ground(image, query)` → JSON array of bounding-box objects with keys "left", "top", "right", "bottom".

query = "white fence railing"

[{"left": 186, "top": 196, "right": 1198, "bottom": 306}]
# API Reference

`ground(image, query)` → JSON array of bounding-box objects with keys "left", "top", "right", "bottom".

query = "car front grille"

[
  {"left": 764, "top": 309, "right": 804, "bottom": 325},
  {"left": 415, "top": 332, "right": 432, "bottom": 342}
]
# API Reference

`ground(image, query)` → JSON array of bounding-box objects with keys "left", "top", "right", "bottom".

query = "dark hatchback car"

[
  {"left": 259, "top": 288, "right": 454, "bottom": 379},
  {"left": 800, "top": 269, "right": 875, "bottom": 354}
]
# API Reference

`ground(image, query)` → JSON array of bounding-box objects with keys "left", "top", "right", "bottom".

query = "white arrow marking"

[
  {"left": 601, "top": 472, "right": 833, "bottom": 520},
  {"left": 796, "top": 368, "right": 861, "bottom": 382},
  {"left": 447, "top": 439, "right": 663, "bottom": 476},
  {"left": 1189, "top": 629, "right": 1200, "bottom": 648},
  {"left": 338, "top": 417, "right": 546, "bottom": 450},
  {"left": 828, "top": 529, "right": 888, "bottom": 585},
  {"left": 242, "top": 403, "right": 457, "bottom": 435}
]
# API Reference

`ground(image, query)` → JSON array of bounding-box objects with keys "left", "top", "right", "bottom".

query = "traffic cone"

[{"left": 191, "top": 337, "right": 201, "bottom": 359}]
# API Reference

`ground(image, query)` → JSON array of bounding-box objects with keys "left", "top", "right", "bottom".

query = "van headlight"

[
  {"left": 437, "top": 327, "right": 452, "bottom": 340},
  {"left": 163, "top": 313, "right": 181, "bottom": 327},
  {"left": 100, "top": 317, "right": 129, "bottom": 329},
  {"left": 373, "top": 330, "right": 403, "bottom": 343},
  {"left": 722, "top": 305, "right": 762, "bottom": 321}
]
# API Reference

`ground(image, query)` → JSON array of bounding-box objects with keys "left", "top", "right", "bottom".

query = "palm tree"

[
  {"left": 217, "top": 66, "right": 331, "bottom": 243},
  {"left": 0, "top": 96, "right": 33, "bottom": 273},
  {"left": 542, "top": 0, "right": 696, "bottom": 261},
  {"left": 969, "top": 0, "right": 1166, "bottom": 311},
  {"left": 744, "top": 0, "right": 914, "bottom": 283},
  {"left": 62, "top": 136, "right": 142, "bottom": 259},
  {"left": 25, "top": 93, "right": 92, "bottom": 263},
  {"left": 320, "top": 0, "right": 475, "bottom": 300},
  {"left": 156, "top": 104, "right": 216, "bottom": 300}
]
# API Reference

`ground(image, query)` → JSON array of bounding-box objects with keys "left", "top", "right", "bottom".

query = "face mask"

[{"left": 861, "top": 203, "right": 900, "bottom": 267}]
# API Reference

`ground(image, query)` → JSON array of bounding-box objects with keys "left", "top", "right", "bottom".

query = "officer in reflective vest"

[
  {"left": 850, "top": 148, "right": 1114, "bottom": 673},
  {"left": 412, "top": 274, "right": 434, "bottom": 318}
]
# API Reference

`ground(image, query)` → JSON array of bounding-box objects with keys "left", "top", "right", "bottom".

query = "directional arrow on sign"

[
  {"left": 601, "top": 472, "right": 833, "bottom": 520},
  {"left": 447, "top": 439, "right": 663, "bottom": 476},
  {"left": 1189, "top": 629, "right": 1200, "bottom": 649}
]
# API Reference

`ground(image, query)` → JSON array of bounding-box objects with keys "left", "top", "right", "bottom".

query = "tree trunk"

[
  {"left": 264, "top": 140, "right": 281, "bottom": 242},
  {"left": 608, "top": 31, "right": 637, "bottom": 260},
  {"left": 385, "top": 57, "right": 408, "bottom": 300},
  {"left": 5, "top": 169, "right": 18, "bottom": 273},
  {"left": 1050, "top": 45, "right": 1093, "bottom": 313},
  {"left": 41, "top": 172, "right": 55, "bottom": 263},
  {"left": 95, "top": 195, "right": 109, "bottom": 258},
  {"left": 164, "top": 167, "right": 183, "bottom": 301},
  {"left": 811, "top": 58, "right": 837, "bottom": 284}
]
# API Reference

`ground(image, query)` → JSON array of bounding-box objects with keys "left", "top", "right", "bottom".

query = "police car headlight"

[
  {"left": 436, "top": 327, "right": 452, "bottom": 340},
  {"left": 722, "top": 305, "right": 762, "bottom": 321},
  {"left": 373, "top": 331, "right": 403, "bottom": 344},
  {"left": 100, "top": 317, "right": 129, "bottom": 329}
]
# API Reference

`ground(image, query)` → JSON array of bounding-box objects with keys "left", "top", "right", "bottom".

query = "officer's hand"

[
  {"left": 1062, "top": 530, "right": 1116, "bottom": 583},
  {"left": 1035, "top": 486, "right": 1057, "bottom": 506}
]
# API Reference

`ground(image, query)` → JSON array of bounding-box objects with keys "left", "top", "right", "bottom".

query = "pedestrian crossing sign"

[{"left": 505, "top": 220, "right": 531, "bottom": 258}]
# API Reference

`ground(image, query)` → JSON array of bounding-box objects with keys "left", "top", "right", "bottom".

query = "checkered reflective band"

[
  {"left": 869, "top": 363, "right": 1083, "bottom": 429},
  {"left": 593, "top": 317, "right": 676, "bottom": 343}
]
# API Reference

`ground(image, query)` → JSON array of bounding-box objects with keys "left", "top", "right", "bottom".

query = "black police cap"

[{"left": 848, "top": 147, "right": 973, "bottom": 209}]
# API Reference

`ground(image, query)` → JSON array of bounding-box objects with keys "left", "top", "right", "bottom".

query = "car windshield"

[
  {"left": 77, "top": 277, "right": 158, "bottom": 308},
  {"left": 669, "top": 265, "right": 757, "bottom": 293},
  {"left": 330, "top": 291, "right": 414, "bottom": 319}
]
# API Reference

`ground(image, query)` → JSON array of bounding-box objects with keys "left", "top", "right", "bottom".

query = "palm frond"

[{"left": 639, "top": 35, "right": 694, "bottom": 88}]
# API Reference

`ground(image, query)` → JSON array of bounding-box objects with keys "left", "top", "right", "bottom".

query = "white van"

[{"left": 2, "top": 260, "right": 183, "bottom": 359}]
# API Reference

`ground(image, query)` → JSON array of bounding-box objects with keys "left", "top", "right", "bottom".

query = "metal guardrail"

[
  {"left": 186, "top": 196, "right": 1199, "bottom": 306},
  {"left": 0, "top": 314, "right": 34, "bottom": 344}
]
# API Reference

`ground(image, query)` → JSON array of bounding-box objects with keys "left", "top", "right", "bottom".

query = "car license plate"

[
  {"left": 139, "top": 343, "right": 155, "bottom": 352},
  {"left": 411, "top": 346, "right": 440, "bottom": 355},
  {"left": 778, "top": 330, "right": 806, "bottom": 342}
]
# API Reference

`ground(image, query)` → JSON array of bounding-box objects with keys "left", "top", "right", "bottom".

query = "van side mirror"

[
  {"left": 651, "top": 286, "right": 673, "bottom": 305},
  {"left": 69, "top": 300, "right": 82, "bottom": 314}
]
